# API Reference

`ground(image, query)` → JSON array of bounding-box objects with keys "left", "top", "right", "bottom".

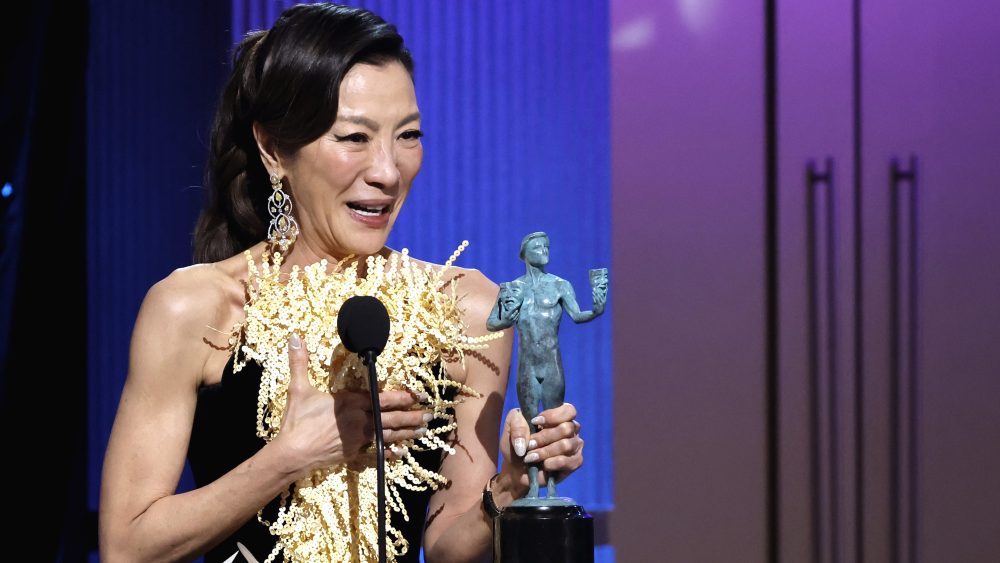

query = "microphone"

[
  {"left": 337, "top": 295, "right": 391, "bottom": 563},
  {"left": 337, "top": 295, "right": 390, "bottom": 357}
]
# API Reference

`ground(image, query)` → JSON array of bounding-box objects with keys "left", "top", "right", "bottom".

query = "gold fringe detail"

[{"left": 232, "top": 242, "right": 502, "bottom": 562}]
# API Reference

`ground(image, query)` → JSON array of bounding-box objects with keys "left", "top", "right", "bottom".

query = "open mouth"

[{"left": 347, "top": 202, "right": 391, "bottom": 217}]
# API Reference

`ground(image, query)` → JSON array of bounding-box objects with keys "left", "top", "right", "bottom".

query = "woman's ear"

[{"left": 252, "top": 121, "right": 281, "bottom": 173}]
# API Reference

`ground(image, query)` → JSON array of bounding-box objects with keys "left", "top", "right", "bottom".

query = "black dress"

[{"left": 188, "top": 354, "right": 446, "bottom": 563}]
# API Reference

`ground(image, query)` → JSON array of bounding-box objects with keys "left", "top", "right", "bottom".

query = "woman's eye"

[
  {"left": 399, "top": 129, "right": 424, "bottom": 141},
  {"left": 334, "top": 133, "right": 370, "bottom": 143}
]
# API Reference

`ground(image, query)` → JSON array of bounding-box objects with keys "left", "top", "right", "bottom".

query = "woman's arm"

[
  {"left": 99, "top": 268, "right": 418, "bottom": 562},
  {"left": 422, "top": 270, "right": 584, "bottom": 563},
  {"left": 99, "top": 270, "right": 302, "bottom": 562}
]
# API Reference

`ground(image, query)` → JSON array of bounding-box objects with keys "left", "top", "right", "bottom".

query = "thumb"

[
  {"left": 286, "top": 333, "right": 312, "bottom": 401},
  {"left": 506, "top": 408, "right": 530, "bottom": 458}
]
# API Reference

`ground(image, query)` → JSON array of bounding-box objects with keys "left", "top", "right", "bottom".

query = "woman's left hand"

[{"left": 499, "top": 403, "right": 585, "bottom": 491}]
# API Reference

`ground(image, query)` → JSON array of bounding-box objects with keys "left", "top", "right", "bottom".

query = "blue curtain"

[{"left": 86, "top": 0, "right": 231, "bottom": 513}]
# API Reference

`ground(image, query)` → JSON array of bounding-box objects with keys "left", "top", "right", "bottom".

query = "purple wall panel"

[
  {"left": 862, "top": 2, "right": 1000, "bottom": 561},
  {"left": 611, "top": 0, "right": 766, "bottom": 560},
  {"left": 777, "top": 1, "right": 856, "bottom": 561}
]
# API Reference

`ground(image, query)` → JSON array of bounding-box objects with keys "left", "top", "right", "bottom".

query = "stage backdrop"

[{"left": 88, "top": 0, "right": 611, "bottom": 560}]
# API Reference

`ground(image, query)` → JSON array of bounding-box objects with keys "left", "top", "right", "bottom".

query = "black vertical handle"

[
  {"left": 806, "top": 156, "right": 839, "bottom": 563},
  {"left": 889, "top": 154, "right": 918, "bottom": 563}
]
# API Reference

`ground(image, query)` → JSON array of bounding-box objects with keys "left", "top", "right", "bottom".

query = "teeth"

[{"left": 348, "top": 203, "right": 388, "bottom": 216}]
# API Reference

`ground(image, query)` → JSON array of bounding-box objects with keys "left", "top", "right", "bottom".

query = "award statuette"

[{"left": 486, "top": 232, "right": 609, "bottom": 563}]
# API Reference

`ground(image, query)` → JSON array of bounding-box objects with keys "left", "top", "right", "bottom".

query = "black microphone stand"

[
  {"left": 338, "top": 295, "right": 391, "bottom": 563},
  {"left": 363, "top": 349, "right": 387, "bottom": 563}
]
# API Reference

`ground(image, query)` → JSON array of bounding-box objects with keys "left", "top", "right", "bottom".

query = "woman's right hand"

[
  {"left": 497, "top": 404, "right": 585, "bottom": 496},
  {"left": 271, "top": 334, "right": 430, "bottom": 479}
]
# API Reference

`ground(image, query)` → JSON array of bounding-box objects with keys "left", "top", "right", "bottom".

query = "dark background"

[{"left": 0, "top": 1, "right": 236, "bottom": 559}]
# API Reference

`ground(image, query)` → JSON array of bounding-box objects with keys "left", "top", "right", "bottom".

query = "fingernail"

[
  {"left": 415, "top": 427, "right": 428, "bottom": 436},
  {"left": 531, "top": 416, "right": 545, "bottom": 426},
  {"left": 524, "top": 452, "right": 539, "bottom": 463},
  {"left": 422, "top": 413, "right": 433, "bottom": 423},
  {"left": 418, "top": 392, "right": 429, "bottom": 402},
  {"left": 290, "top": 333, "right": 301, "bottom": 349},
  {"left": 528, "top": 439, "right": 537, "bottom": 449},
  {"left": 514, "top": 438, "right": 526, "bottom": 457}
]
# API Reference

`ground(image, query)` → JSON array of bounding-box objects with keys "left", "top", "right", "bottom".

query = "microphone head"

[{"left": 337, "top": 295, "right": 390, "bottom": 355}]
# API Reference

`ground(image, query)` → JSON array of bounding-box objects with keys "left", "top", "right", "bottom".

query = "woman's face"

[{"left": 283, "top": 60, "right": 422, "bottom": 258}]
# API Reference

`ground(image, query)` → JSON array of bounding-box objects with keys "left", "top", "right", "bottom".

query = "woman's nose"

[{"left": 365, "top": 142, "right": 401, "bottom": 190}]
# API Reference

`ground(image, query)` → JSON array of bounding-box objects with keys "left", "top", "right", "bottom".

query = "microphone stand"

[{"left": 363, "top": 349, "right": 387, "bottom": 563}]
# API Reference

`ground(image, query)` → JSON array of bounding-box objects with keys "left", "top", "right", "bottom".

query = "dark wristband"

[{"left": 482, "top": 473, "right": 503, "bottom": 519}]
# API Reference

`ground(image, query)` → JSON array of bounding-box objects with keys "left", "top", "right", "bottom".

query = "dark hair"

[{"left": 193, "top": 3, "right": 414, "bottom": 263}]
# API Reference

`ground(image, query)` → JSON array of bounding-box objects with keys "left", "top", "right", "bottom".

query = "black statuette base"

[{"left": 494, "top": 504, "right": 594, "bottom": 563}]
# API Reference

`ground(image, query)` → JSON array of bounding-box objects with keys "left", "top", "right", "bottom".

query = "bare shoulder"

[
  {"left": 427, "top": 265, "right": 497, "bottom": 334},
  {"left": 392, "top": 251, "right": 499, "bottom": 325},
  {"left": 447, "top": 266, "right": 498, "bottom": 301},
  {"left": 140, "top": 263, "right": 240, "bottom": 333},
  {"left": 132, "top": 253, "right": 250, "bottom": 387}
]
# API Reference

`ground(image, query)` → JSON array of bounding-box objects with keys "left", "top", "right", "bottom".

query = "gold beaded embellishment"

[{"left": 233, "top": 241, "right": 502, "bottom": 563}]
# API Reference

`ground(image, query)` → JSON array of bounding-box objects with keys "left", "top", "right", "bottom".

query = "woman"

[{"left": 98, "top": 4, "right": 584, "bottom": 562}]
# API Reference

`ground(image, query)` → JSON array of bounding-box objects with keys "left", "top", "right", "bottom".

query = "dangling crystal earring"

[{"left": 267, "top": 172, "right": 298, "bottom": 251}]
